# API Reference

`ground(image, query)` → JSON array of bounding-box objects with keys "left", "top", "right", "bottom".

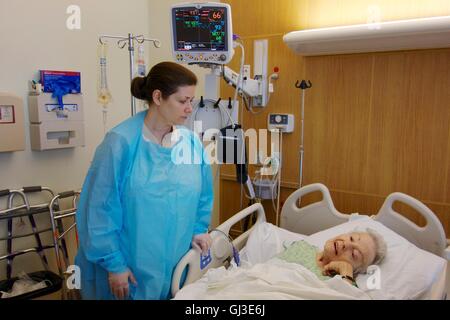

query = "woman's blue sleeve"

[
  {"left": 193, "top": 150, "right": 214, "bottom": 236},
  {"left": 77, "top": 132, "right": 129, "bottom": 274}
]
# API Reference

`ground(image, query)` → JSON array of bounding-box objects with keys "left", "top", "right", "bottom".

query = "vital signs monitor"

[{"left": 171, "top": 2, "right": 234, "bottom": 64}]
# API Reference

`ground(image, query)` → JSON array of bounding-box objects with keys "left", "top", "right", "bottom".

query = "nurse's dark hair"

[{"left": 131, "top": 61, "right": 197, "bottom": 102}]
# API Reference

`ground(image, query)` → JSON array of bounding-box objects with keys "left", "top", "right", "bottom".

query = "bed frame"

[{"left": 171, "top": 183, "right": 450, "bottom": 297}]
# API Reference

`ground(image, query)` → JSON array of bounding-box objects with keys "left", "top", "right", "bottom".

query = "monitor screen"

[{"left": 173, "top": 6, "right": 228, "bottom": 52}]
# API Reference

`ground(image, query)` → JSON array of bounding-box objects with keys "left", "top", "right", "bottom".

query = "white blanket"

[{"left": 174, "top": 258, "right": 372, "bottom": 300}]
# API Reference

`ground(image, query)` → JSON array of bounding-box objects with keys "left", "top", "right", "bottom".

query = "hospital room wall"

[
  {"left": 0, "top": 0, "right": 213, "bottom": 282},
  {"left": 220, "top": 0, "right": 450, "bottom": 237}
]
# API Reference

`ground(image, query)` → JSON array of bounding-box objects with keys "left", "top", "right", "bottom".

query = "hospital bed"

[{"left": 172, "top": 183, "right": 450, "bottom": 300}]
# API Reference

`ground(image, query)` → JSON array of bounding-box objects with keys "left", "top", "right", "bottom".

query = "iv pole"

[
  {"left": 295, "top": 79, "right": 312, "bottom": 206},
  {"left": 99, "top": 33, "right": 161, "bottom": 116}
]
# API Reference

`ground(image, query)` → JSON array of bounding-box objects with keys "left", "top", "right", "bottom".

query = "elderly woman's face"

[{"left": 322, "top": 232, "right": 377, "bottom": 272}]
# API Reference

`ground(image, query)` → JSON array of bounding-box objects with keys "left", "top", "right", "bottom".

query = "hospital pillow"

[
  {"left": 240, "top": 222, "right": 307, "bottom": 265},
  {"left": 305, "top": 216, "right": 447, "bottom": 300}
]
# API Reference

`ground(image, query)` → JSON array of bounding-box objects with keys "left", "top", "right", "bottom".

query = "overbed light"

[{"left": 283, "top": 15, "right": 450, "bottom": 56}]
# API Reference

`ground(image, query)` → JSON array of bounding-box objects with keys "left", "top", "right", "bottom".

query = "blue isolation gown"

[{"left": 75, "top": 111, "right": 213, "bottom": 300}]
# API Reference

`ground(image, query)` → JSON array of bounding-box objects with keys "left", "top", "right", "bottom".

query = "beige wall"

[{"left": 0, "top": 0, "right": 219, "bottom": 283}]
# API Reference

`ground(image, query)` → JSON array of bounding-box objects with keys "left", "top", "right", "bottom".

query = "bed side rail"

[
  {"left": 374, "top": 192, "right": 448, "bottom": 258},
  {"left": 171, "top": 203, "right": 266, "bottom": 297},
  {"left": 280, "top": 183, "right": 349, "bottom": 235}
]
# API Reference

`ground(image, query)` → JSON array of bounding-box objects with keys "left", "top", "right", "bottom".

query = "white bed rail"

[
  {"left": 374, "top": 192, "right": 448, "bottom": 258},
  {"left": 171, "top": 203, "right": 266, "bottom": 297},
  {"left": 280, "top": 183, "right": 349, "bottom": 235}
]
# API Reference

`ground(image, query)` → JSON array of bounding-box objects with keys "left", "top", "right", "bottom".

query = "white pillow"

[
  {"left": 306, "top": 216, "right": 447, "bottom": 300},
  {"left": 240, "top": 222, "right": 305, "bottom": 265}
]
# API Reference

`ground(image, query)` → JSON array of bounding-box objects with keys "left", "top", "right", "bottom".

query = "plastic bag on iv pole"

[
  {"left": 97, "top": 42, "right": 112, "bottom": 134},
  {"left": 135, "top": 44, "right": 148, "bottom": 112}
]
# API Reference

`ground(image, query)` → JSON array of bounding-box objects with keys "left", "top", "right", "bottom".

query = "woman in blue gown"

[{"left": 75, "top": 62, "right": 214, "bottom": 300}]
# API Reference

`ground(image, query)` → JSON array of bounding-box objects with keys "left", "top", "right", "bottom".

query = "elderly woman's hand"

[{"left": 323, "top": 260, "right": 354, "bottom": 278}]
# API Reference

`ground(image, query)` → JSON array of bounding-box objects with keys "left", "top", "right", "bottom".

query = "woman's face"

[
  {"left": 155, "top": 85, "right": 196, "bottom": 126},
  {"left": 322, "top": 232, "right": 377, "bottom": 272}
]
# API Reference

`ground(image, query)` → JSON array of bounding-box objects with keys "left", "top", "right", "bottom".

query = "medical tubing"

[
  {"left": 239, "top": 127, "right": 247, "bottom": 208},
  {"left": 229, "top": 40, "right": 245, "bottom": 125},
  {"left": 233, "top": 41, "right": 245, "bottom": 123},
  {"left": 276, "top": 130, "right": 283, "bottom": 227},
  {"left": 103, "top": 106, "right": 108, "bottom": 134},
  {"left": 218, "top": 103, "right": 235, "bottom": 128},
  {"left": 271, "top": 171, "right": 280, "bottom": 213},
  {"left": 233, "top": 53, "right": 245, "bottom": 210},
  {"left": 210, "top": 228, "right": 234, "bottom": 243}
]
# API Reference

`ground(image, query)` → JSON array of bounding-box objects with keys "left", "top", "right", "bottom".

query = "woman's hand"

[
  {"left": 192, "top": 233, "right": 212, "bottom": 255},
  {"left": 323, "top": 260, "right": 354, "bottom": 279},
  {"left": 108, "top": 269, "right": 137, "bottom": 300}
]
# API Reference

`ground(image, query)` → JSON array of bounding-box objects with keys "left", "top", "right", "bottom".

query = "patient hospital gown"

[
  {"left": 75, "top": 111, "right": 213, "bottom": 300},
  {"left": 277, "top": 241, "right": 331, "bottom": 281}
]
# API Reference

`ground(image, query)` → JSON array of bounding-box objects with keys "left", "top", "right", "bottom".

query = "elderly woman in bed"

[{"left": 278, "top": 229, "right": 387, "bottom": 286}]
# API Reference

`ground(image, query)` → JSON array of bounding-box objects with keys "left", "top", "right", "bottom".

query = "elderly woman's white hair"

[{"left": 353, "top": 227, "right": 387, "bottom": 274}]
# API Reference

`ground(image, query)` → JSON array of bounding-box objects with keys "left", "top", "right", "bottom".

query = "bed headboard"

[
  {"left": 280, "top": 183, "right": 350, "bottom": 235},
  {"left": 281, "top": 183, "right": 448, "bottom": 258},
  {"left": 374, "top": 192, "right": 447, "bottom": 258}
]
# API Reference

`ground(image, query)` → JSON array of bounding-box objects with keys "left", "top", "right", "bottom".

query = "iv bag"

[
  {"left": 97, "top": 42, "right": 112, "bottom": 107},
  {"left": 136, "top": 44, "right": 146, "bottom": 77},
  {"left": 135, "top": 44, "right": 148, "bottom": 111}
]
